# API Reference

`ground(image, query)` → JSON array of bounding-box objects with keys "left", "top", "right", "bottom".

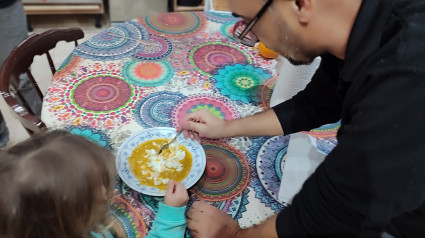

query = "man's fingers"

[
  {"left": 183, "top": 129, "right": 190, "bottom": 138},
  {"left": 193, "top": 133, "right": 201, "bottom": 143},
  {"left": 178, "top": 109, "right": 219, "bottom": 140},
  {"left": 190, "top": 230, "right": 200, "bottom": 238},
  {"left": 180, "top": 117, "right": 202, "bottom": 138},
  {"left": 187, "top": 207, "right": 196, "bottom": 219},
  {"left": 192, "top": 200, "right": 208, "bottom": 210},
  {"left": 186, "top": 212, "right": 199, "bottom": 229},
  {"left": 176, "top": 124, "right": 183, "bottom": 133},
  {"left": 187, "top": 210, "right": 201, "bottom": 238},
  {"left": 187, "top": 204, "right": 205, "bottom": 221},
  {"left": 187, "top": 129, "right": 201, "bottom": 142},
  {"left": 181, "top": 111, "right": 204, "bottom": 128},
  {"left": 181, "top": 129, "right": 202, "bottom": 142},
  {"left": 186, "top": 120, "right": 204, "bottom": 134}
]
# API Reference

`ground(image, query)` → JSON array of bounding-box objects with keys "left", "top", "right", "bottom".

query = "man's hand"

[
  {"left": 164, "top": 180, "right": 188, "bottom": 207},
  {"left": 176, "top": 109, "right": 283, "bottom": 143},
  {"left": 187, "top": 201, "right": 242, "bottom": 238},
  {"left": 176, "top": 109, "right": 230, "bottom": 142}
]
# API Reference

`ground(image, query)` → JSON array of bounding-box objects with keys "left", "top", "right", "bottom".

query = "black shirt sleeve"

[
  {"left": 275, "top": 62, "right": 425, "bottom": 236},
  {"left": 272, "top": 54, "right": 343, "bottom": 135}
]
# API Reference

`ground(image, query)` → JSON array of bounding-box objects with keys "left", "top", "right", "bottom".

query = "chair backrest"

[
  {"left": 0, "top": 27, "right": 84, "bottom": 134},
  {"left": 204, "top": 0, "right": 231, "bottom": 12}
]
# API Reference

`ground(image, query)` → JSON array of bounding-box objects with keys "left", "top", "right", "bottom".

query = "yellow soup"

[{"left": 129, "top": 138, "right": 192, "bottom": 191}]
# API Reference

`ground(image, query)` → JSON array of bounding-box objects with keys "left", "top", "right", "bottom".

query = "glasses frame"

[{"left": 235, "top": 0, "right": 275, "bottom": 43}]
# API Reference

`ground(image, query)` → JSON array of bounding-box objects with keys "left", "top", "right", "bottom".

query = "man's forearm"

[
  {"left": 225, "top": 109, "right": 284, "bottom": 137},
  {"left": 237, "top": 215, "right": 279, "bottom": 238}
]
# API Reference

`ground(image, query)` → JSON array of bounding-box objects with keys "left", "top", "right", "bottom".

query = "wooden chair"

[{"left": 0, "top": 27, "right": 84, "bottom": 135}]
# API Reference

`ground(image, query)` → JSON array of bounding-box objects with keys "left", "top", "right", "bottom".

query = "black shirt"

[
  {"left": 273, "top": 0, "right": 425, "bottom": 237},
  {"left": 0, "top": 0, "right": 17, "bottom": 8}
]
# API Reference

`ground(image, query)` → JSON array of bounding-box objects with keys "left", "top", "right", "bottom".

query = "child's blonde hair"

[{"left": 0, "top": 130, "right": 116, "bottom": 238}]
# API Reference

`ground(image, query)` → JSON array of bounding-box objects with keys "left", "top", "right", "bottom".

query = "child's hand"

[{"left": 164, "top": 180, "right": 189, "bottom": 207}]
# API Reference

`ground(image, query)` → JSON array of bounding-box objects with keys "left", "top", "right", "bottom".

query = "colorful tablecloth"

[{"left": 42, "top": 12, "right": 339, "bottom": 238}]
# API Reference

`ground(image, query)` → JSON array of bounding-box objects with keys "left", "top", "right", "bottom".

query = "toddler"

[{"left": 0, "top": 130, "right": 189, "bottom": 238}]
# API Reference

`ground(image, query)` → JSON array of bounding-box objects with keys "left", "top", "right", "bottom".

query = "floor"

[{"left": 0, "top": 14, "right": 110, "bottom": 148}]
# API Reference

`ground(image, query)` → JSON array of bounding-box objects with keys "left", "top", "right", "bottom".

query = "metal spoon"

[{"left": 157, "top": 131, "right": 182, "bottom": 155}]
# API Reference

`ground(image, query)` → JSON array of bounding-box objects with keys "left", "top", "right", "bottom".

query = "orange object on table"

[{"left": 258, "top": 42, "right": 278, "bottom": 59}]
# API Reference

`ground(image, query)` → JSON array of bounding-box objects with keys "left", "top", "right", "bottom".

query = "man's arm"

[
  {"left": 178, "top": 54, "right": 343, "bottom": 140},
  {"left": 273, "top": 54, "right": 343, "bottom": 134},
  {"left": 177, "top": 108, "right": 283, "bottom": 140},
  {"left": 225, "top": 109, "right": 283, "bottom": 137},
  {"left": 221, "top": 54, "right": 343, "bottom": 138}
]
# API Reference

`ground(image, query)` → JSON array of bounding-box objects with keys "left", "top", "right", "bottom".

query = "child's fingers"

[
  {"left": 173, "top": 181, "right": 187, "bottom": 193},
  {"left": 174, "top": 180, "right": 183, "bottom": 189},
  {"left": 166, "top": 180, "right": 176, "bottom": 195}
]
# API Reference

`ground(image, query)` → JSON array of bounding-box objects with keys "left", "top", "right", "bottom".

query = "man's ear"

[{"left": 294, "top": 0, "right": 313, "bottom": 24}]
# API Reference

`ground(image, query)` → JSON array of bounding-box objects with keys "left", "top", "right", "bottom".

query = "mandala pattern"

[
  {"left": 67, "top": 126, "right": 113, "bottom": 151},
  {"left": 247, "top": 137, "right": 286, "bottom": 212},
  {"left": 123, "top": 60, "right": 174, "bottom": 87},
  {"left": 190, "top": 43, "right": 250, "bottom": 76},
  {"left": 256, "top": 136, "right": 290, "bottom": 204},
  {"left": 54, "top": 54, "right": 81, "bottom": 79},
  {"left": 305, "top": 121, "right": 341, "bottom": 154},
  {"left": 190, "top": 141, "right": 250, "bottom": 201},
  {"left": 171, "top": 94, "right": 239, "bottom": 128},
  {"left": 205, "top": 11, "right": 240, "bottom": 23},
  {"left": 220, "top": 21, "right": 238, "bottom": 41},
  {"left": 72, "top": 75, "right": 133, "bottom": 112},
  {"left": 135, "top": 91, "right": 185, "bottom": 128},
  {"left": 47, "top": 62, "right": 151, "bottom": 129},
  {"left": 210, "top": 189, "right": 249, "bottom": 220},
  {"left": 144, "top": 12, "right": 205, "bottom": 36},
  {"left": 74, "top": 21, "right": 149, "bottom": 60},
  {"left": 118, "top": 185, "right": 157, "bottom": 230},
  {"left": 260, "top": 76, "right": 278, "bottom": 109},
  {"left": 134, "top": 35, "right": 173, "bottom": 61},
  {"left": 215, "top": 64, "right": 271, "bottom": 103},
  {"left": 316, "top": 137, "right": 338, "bottom": 155},
  {"left": 105, "top": 196, "right": 147, "bottom": 238},
  {"left": 305, "top": 120, "right": 341, "bottom": 138}
]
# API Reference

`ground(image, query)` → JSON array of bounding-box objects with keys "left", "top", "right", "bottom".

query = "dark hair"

[{"left": 0, "top": 130, "right": 116, "bottom": 238}]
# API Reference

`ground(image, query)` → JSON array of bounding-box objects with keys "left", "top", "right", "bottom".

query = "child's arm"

[{"left": 145, "top": 180, "right": 189, "bottom": 238}]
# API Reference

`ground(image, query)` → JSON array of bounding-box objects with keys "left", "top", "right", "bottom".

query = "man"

[{"left": 178, "top": 0, "right": 425, "bottom": 237}]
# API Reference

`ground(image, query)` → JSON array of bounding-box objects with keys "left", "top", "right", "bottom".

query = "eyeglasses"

[{"left": 233, "top": 0, "right": 274, "bottom": 46}]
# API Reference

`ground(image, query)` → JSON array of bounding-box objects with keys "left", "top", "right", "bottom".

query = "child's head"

[{"left": 0, "top": 130, "right": 116, "bottom": 238}]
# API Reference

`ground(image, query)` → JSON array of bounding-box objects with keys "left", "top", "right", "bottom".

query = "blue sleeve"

[{"left": 144, "top": 202, "right": 187, "bottom": 238}]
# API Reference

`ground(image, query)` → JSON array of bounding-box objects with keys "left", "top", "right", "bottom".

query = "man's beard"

[
  {"left": 278, "top": 42, "right": 319, "bottom": 66},
  {"left": 276, "top": 25, "right": 321, "bottom": 66},
  {"left": 286, "top": 55, "right": 316, "bottom": 66}
]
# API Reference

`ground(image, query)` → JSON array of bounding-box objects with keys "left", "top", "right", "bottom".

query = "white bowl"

[{"left": 116, "top": 127, "right": 206, "bottom": 196}]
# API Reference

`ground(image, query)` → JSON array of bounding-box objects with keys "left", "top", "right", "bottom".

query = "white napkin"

[
  {"left": 278, "top": 133, "right": 326, "bottom": 204},
  {"left": 270, "top": 56, "right": 321, "bottom": 107}
]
